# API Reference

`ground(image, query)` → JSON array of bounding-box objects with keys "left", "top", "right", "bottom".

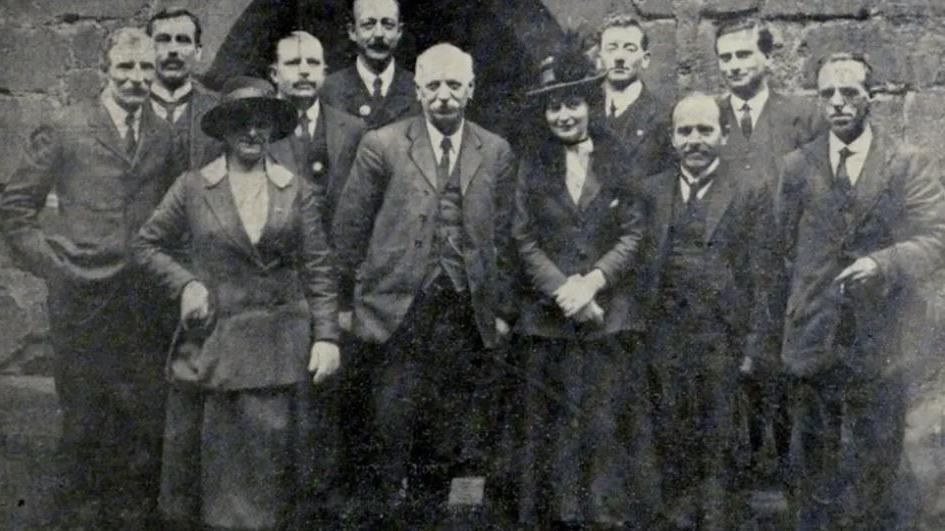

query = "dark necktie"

[
  {"left": 683, "top": 172, "right": 712, "bottom": 205},
  {"left": 372, "top": 76, "right": 383, "bottom": 100},
  {"left": 835, "top": 147, "right": 854, "bottom": 195},
  {"left": 438, "top": 137, "right": 453, "bottom": 189},
  {"left": 298, "top": 112, "right": 312, "bottom": 143},
  {"left": 739, "top": 102, "right": 753, "bottom": 139},
  {"left": 125, "top": 111, "right": 137, "bottom": 156},
  {"left": 609, "top": 100, "right": 618, "bottom": 119}
]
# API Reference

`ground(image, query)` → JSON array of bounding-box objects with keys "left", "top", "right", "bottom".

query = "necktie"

[
  {"left": 684, "top": 172, "right": 712, "bottom": 205},
  {"left": 298, "top": 112, "right": 312, "bottom": 142},
  {"left": 372, "top": 76, "right": 384, "bottom": 100},
  {"left": 125, "top": 111, "right": 137, "bottom": 156},
  {"left": 151, "top": 90, "right": 192, "bottom": 123},
  {"left": 739, "top": 102, "right": 753, "bottom": 139},
  {"left": 609, "top": 100, "right": 618, "bottom": 119},
  {"left": 437, "top": 137, "right": 452, "bottom": 189},
  {"left": 835, "top": 146, "right": 854, "bottom": 196}
]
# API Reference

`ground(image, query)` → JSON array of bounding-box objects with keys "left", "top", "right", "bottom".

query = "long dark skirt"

[
  {"left": 159, "top": 380, "right": 341, "bottom": 529},
  {"left": 516, "top": 333, "right": 661, "bottom": 527}
]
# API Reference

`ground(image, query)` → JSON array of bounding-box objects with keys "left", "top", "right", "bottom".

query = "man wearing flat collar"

[
  {"left": 0, "top": 28, "right": 183, "bottom": 529},
  {"left": 777, "top": 53, "right": 945, "bottom": 530},
  {"left": 147, "top": 7, "right": 221, "bottom": 169},
  {"left": 597, "top": 13, "right": 673, "bottom": 177},
  {"left": 321, "top": 0, "right": 420, "bottom": 128},
  {"left": 333, "top": 43, "right": 516, "bottom": 526},
  {"left": 267, "top": 30, "right": 365, "bottom": 232}
]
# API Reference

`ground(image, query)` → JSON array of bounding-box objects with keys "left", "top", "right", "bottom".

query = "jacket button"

[
  {"left": 419, "top": 214, "right": 428, "bottom": 222},
  {"left": 414, "top": 240, "right": 423, "bottom": 248}
]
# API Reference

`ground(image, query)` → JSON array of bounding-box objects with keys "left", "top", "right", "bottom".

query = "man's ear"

[
  {"left": 641, "top": 51, "right": 651, "bottom": 70},
  {"left": 195, "top": 45, "right": 204, "bottom": 63},
  {"left": 347, "top": 22, "right": 357, "bottom": 43},
  {"left": 468, "top": 79, "right": 475, "bottom": 101},
  {"left": 269, "top": 64, "right": 278, "bottom": 85}
]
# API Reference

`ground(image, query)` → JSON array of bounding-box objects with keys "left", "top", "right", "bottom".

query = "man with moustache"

[
  {"left": 333, "top": 43, "right": 516, "bottom": 525},
  {"left": 641, "top": 93, "right": 777, "bottom": 529},
  {"left": 713, "top": 17, "right": 823, "bottom": 490},
  {"left": 777, "top": 53, "right": 945, "bottom": 529},
  {"left": 597, "top": 13, "right": 673, "bottom": 176},
  {"left": 268, "top": 31, "right": 365, "bottom": 229},
  {"left": 0, "top": 28, "right": 183, "bottom": 528},
  {"left": 147, "top": 7, "right": 221, "bottom": 169},
  {"left": 321, "top": 0, "right": 420, "bottom": 128}
]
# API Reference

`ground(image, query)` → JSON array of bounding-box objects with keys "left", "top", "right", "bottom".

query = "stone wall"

[{"left": 1, "top": 0, "right": 945, "bottom": 523}]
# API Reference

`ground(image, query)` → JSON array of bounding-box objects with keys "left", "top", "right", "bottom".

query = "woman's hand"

[
  {"left": 553, "top": 270, "right": 607, "bottom": 317},
  {"left": 180, "top": 281, "right": 211, "bottom": 329},
  {"left": 308, "top": 341, "right": 341, "bottom": 384}
]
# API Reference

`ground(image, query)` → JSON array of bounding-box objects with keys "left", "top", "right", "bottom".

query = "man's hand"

[
  {"left": 308, "top": 341, "right": 341, "bottom": 384},
  {"left": 573, "top": 300, "right": 605, "bottom": 325},
  {"left": 180, "top": 281, "right": 211, "bottom": 329},
  {"left": 834, "top": 257, "right": 880, "bottom": 288},
  {"left": 495, "top": 317, "right": 510, "bottom": 338},
  {"left": 339, "top": 311, "right": 353, "bottom": 333},
  {"left": 739, "top": 355, "right": 754, "bottom": 376},
  {"left": 554, "top": 270, "right": 607, "bottom": 318}
]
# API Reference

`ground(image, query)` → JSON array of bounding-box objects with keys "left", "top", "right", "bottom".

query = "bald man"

[
  {"left": 268, "top": 31, "right": 365, "bottom": 231},
  {"left": 639, "top": 93, "right": 778, "bottom": 529},
  {"left": 0, "top": 28, "right": 183, "bottom": 528},
  {"left": 333, "top": 43, "right": 516, "bottom": 525}
]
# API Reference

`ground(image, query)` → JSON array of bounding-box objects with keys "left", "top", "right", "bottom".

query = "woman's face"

[
  {"left": 224, "top": 114, "right": 273, "bottom": 164},
  {"left": 545, "top": 94, "right": 590, "bottom": 144}
]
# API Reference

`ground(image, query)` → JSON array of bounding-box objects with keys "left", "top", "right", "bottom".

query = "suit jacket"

[
  {"left": 776, "top": 130, "right": 945, "bottom": 378},
  {"left": 132, "top": 156, "right": 339, "bottom": 390},
  {"left": 721, "top": 91, "right": 823, "bottom": 176},
  {"left": 151, "top": 81, "right": 222, "bottom": 171},
  {"left": 640, "top": 158, "right": 779, "bottom": 363},
  {"left": 321, "top": 63, "right": 420, "bottom": 129},
  {"left": 333, "top": 116, "right": 516, "bottom": 348},
  {"left": 513, "top": 127, "right": 646, "bottom": 339},
  {"left": 269, "top": 103, "right": 365, "bottom": 229},
  {"left": 601, "top": 83, "right": 674, "bottom": 177}
]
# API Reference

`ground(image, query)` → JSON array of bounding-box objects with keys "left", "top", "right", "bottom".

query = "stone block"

[
  {"left": 700, "top": 0, "right": 761, "bottom": 17},
  {"left": 0, "top": 269, "right": 49, "bottom": 374},
  {"left": 907, "top": 29, "right": 945, "bottom": 89},
  {"left": 796, "top": 20, "right": 906, "bottom": 89},
  {"left": 0, "top": 0, "right": 146, "bottom": 24},
  {"left": 0, "top": 97, "right": 56, "bottom": 185},
  {"left": 904, "top": 91, "right": 945, "bottom": 173},
  {"left": 63, "top": 68, "right": 103, "bottom": 103},
  {"left": 641, "top": 20, "right": 678, "bottom": 102},
  {"left": 631, "top": 0, "right": 674, "bottom": 18},
  {"left": 67, "top": 23, "right": 105, "bottom": 69},
  {"left": 0, "top": 28, "right": 70, "bottom": 93},
  {"left": 762, "top": 0, "right": 877, "bottom": 18}
]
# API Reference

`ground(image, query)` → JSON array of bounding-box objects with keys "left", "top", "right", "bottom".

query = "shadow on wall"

[{"left": 202, "top": 0, "right": 564, "bottom": 141}]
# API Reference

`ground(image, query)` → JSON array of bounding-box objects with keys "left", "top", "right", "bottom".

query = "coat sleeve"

[
  {"left": 298, "top": 178, "right": 340, "bottom": 342},
  {"left": 493, "top": 141, "right": 519, "bottom": 322},
  {"left": 331, "top": 129, "right": 389, "bottom": 309},
  {"left": 0, "top": 123, "right": 65, "bottom": 280},
  {"left": 132, "top": 174, "right": 198, "bottom": 300},
  {"left": 511, "top": 157, "right": 568, "bottom": 298},
  {"left": 869, "top": 150, "right": 945, "bottom": 289},
  {"left": 743, "top": 176, "right": 782, "bottom": 368}
]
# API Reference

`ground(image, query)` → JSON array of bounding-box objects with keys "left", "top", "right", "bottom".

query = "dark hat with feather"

[{"left": 526, "top": 32, "right": 606, "bottom": 99}]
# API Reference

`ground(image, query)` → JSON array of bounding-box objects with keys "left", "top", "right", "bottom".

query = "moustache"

[
  {"left": 293, "top": 80, "right": 317, "bottom": 89},
  {"left": 161, "top": 58, "right": 185, "bottom": 69},
  {"left": 682, "top": 144, "right": 712, "bottom": 156},
  {"left": 368, "top": 39, "right": 390, "bottom": 51}
]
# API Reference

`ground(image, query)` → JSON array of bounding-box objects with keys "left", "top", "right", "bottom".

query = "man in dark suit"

[
  {"left": 777, "top": 53, "right": 945, "bottom": 530},
  {"left": 596, "top": 13, "right": 673, "bottom": 176},
  {"left": 268, "top": 30, "right": 366, "bottom": 229},
  {"left": 641, "top": 93, "right": 777, "bottom": 529},
  {"left": 147, "top": 7, "right": 221, "bottom": 169},
  {"left": 0, "top": 28, "right": 183, "bottom": 528},
  {"left": 333, "top": 43, "right": 516, "bottom": 526},
  {"left": 713, "top": 18, "right": 824, "bottom": 488},
  {"left": 321, "top": 0, "right": 420, "bottom": 128}
]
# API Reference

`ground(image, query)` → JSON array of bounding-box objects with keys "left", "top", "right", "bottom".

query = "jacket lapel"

[
  {"left": 131, "top": 105, "right": 160, "bottom": 167},
  {"left": 256, "top": 160, "right": 296, "bottom": 259},
  {"left": 267, "top": 135, "right": 298, "bottom": 175},
  {"left": 200, "top": 157, "right": 264, "bottom": 264},
  {"left": 652, "top": 172, "right": 677, "bottom": 264},
  {"left": 407, "top": 117, "right": 439, "bottom": 191},
  {"left": 324, "top": 106, "right": 345, "bottom": 172},
  {"left": 849, "top": 132, "right": 891, "bottom": 227},
  {"left": 577, "top": 154, "right": 603, "bottom": 211},
  {"left": 89, "top": 102, "right": 133, "bottom": 165},
  {"left": 459, "top": 124, "right": 483, "bottom": 195},
  {"left": 704, "top": 159, "right": 737, "bottom": 241}
]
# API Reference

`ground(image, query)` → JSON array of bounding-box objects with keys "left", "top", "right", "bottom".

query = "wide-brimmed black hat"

[
  {"left": 201, "top": 76, "right": 297, "bottom": 141},
  {"left": 525, "top": 35, "right": 606, "bottom": 99}
]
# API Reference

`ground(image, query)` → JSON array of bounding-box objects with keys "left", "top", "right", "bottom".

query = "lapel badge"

[
  {"left": 312, "top": 161, "right": 324, "bottom": 173},
  {"left": 359, "top": 104, "right": 372, "bottom": 116},
  {"left": 636, "top": 129, "right": 644, "bottom": 137},
  {"left": 609, "top": 199, "right": 619, "bottom": 208}
]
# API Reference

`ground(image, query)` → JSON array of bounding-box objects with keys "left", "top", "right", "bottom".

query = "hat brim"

[
  {"left": 201, "top": 97, "right": 298, "bottom": 141},
  {"left": 525, "top": 72, "right": 608, "bottom": 98}
]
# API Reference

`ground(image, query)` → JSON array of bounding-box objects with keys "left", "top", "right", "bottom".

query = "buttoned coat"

[
  {"left": 512, "top": 127, "right": 646, "bottom": 339},
  {"left": 602, "top": 83, "right": 675, "bottom": 177},
  {"left": 776, "top": 130, "right": 945, "bottom": 378},
  {"left": 133, "top": 156, "right": 339, "bottom": 390},
  {"left": 321, "top": 63, "right": 420, "bottom": 129},
  {"left": 332, "top": 116, "right": 516, "bottom": 348},
  {"left": 268, "top": 103, "right": 365, "bottom": 229},
  {"left": 639, "top": 158, "right": 779, "bottom": 363},
  {"left": 0, "top": 100, "right": 184, "bottom": 358}
]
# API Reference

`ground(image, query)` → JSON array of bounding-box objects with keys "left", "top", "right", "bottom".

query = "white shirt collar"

[
  {"left": 356, "top": 56, "right": 396, "bottom": 98},
  {"left": 426, "top": 119, "right": 464, "bottom": 175},
  {"left": 730, "top": 85, "right": 769, "bottom": 128},
  {"left": 151, "top": 80, "right": 193, "bottom": 103},
  {"left": 101, "top": 91, "right": 140, "bottom": 139},
  {"left": 678, "top": 158, "right": 720, "bottom": 202},
  {"left": 829, "top": 124, "right": 873, "bottom": 185},
  {"left": 605, "top": 80, "right": 643, "bottom": 118},
  {"left": 295, "top": 100, "right": 321, "bottom": 138}
]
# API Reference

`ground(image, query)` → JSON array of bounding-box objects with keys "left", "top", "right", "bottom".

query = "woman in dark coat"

[
  {"left": 512, "top": 40, "right": 661, "bottom": 528},
  {"left": 133, "top": 76, "right": 342, "bottom": 529}
]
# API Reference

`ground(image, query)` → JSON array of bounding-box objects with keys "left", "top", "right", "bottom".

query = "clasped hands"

[
  {"left": 554, "top": 270, "right": 606, "bottom": 325},
  {"left": 181, "top": 280, "right": 340, "bottom": 385}
]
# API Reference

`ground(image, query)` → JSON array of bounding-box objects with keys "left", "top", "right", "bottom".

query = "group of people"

[{"left": 2, "top": 1, "right": 943, "bottom": 530}]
